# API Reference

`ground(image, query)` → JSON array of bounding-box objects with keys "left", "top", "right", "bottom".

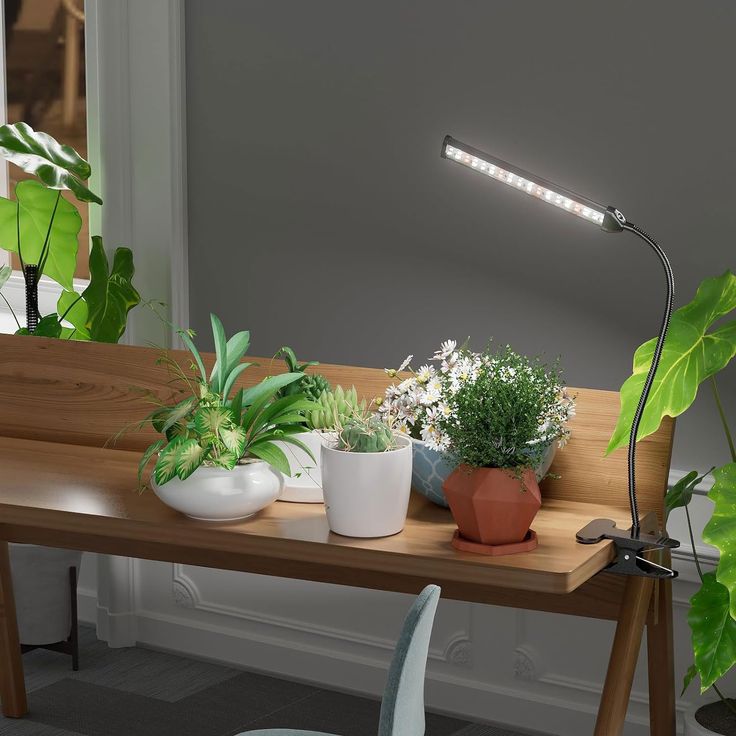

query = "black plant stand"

[{"left": 20, "top": 566, "right": 80, "bottom": 671}]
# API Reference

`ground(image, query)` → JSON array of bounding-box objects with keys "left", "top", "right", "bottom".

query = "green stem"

[
  {"left": 685, "top": 504, "right": 705, "bottom": 583},
  {"left": 37, "top": 191, "right": 61, "bottom": 277},
  {"left": 711, "top": 376, "right": 736, "bottom": 463},
  {"left": 0, "top": 292, "right": 21, "bottom": 330},
  {"left": 712, "top": 683, "right": 736, "bottom": 717}
]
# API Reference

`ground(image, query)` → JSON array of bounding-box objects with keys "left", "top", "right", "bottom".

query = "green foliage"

[
  {"left": 688, "top": 572, "right": 736, "bottom": 692},
  {"left": 609, "top": 271, "right": 736, "bottom": 704},
  {"left": 0, "top": 122, "right": 102, "bottom": 204},
  {"left": 703, "top": 464, "right": 736, "bottom": 619},
  {"left": 440, "top": 346, "right": 565, "bottom": 470},
  {"left": 307, "top": 385, "right": 367, "bottom": 430},
  {"left": 337, "top": 415, "right": 396, "bottom": 453},
  {"left": 608, "top": 271, "right": 736, "bottom": 453},
  {"left": 275, "top": 346, "right": 331, "bottom": 401},
  {"left": 0, "top": 180, "right": 81, "bottom": 289},
  {"left": 139, "top": 315, "right": 316, "bottom": 488}
]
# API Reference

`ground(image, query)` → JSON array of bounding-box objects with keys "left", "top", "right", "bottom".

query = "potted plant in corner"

[
  {"left": 607, "top": 271, "right": 736, "bottom": 736},
  {"left": 380, "top": 340, "right": 571, "bottom": 508},
  {"left": 138, "top": 314, "right": 316, "bottom": 521},
  {"left": 0, "top": 122, "right": 142, "bottom": 665},
  {"left": 321, "top": 412, "right": 412, "bottom": 538},
  {"left": 435, "top": 344, "right": 574, "bottom": 556}
]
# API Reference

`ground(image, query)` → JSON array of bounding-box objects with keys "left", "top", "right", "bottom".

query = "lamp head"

[{"left": 441, "top": 135, "right": 624, "bottom": 233}]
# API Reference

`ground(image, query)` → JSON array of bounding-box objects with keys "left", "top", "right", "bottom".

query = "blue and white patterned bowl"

[{"left": 410, "top": 438, "right": 558, "bottom": 508}]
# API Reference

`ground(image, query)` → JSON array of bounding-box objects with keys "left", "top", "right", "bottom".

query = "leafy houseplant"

[
  {"left": 139, "top": 314, "right": 316, "bottom": 521},
  {"left": 380, "top": 341, "right": 573, "bottom": 508},
  {"left": 608, "top": 270, "right": 736, "bottom": 734},
  {"left": 275, "top": 346, "right": 331, "bottom": 401},
  {"left": 320, "top": 412, "right": 413, "bottom": 538},
  {"left": 0, "top": 122, "right": 140, "bottom": 342},
  {"left": 439, "top": 345, "right": 575, "bottom": 554}
]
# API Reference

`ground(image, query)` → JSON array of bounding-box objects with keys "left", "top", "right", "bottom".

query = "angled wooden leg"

[
  {"left": 594, "top": 575, "right": 654, "bottom": 736},
  {"left": 647, "top": 574, "right": 676, "bottom": 736},
  {"left": 0, "top": 541, "right": 28, "bottom": 717}
]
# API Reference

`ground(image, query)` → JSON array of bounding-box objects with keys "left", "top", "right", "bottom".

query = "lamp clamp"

[
  {"left": 601, "top": 205, "right": 627, "bottom": 233},
  {"left": 576, "top": 517, "right": 679, "bottom": 579}
]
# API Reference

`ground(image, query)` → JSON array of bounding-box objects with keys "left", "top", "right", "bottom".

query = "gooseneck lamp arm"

[{"left": 440, "top": 135, "right": 676, "bottom": 559}]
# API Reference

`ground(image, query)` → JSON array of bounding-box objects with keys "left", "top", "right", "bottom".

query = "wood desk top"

[{"left": 0, "top": 435, "right": 631, "bottom": 596}]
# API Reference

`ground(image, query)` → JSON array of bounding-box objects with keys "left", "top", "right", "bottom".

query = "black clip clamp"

[{"left": 576, "top": 518, "right": 680, "bottom": 579}]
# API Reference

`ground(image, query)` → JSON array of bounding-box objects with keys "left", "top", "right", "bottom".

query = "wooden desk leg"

[
  {"left": 647, "top": 577, "right": 676, "bottom": 736},
  {"left": 594, "top": 575, "right": 654, "bottom": 736},
  {"left": 0, "top": 541, "right": 28, "bottom": 717}
]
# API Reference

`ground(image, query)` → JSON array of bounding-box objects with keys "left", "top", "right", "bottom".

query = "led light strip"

[{"left": 443, "top": 139, "right": 606, "bottom": 226}]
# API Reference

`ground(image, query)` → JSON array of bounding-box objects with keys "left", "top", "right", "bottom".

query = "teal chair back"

[{"left": 378, "top": 585, "right": 441, "bottom": 736}]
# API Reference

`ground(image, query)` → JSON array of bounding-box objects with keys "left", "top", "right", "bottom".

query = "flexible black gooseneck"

[{"left": 620, "top": 222, "right": 675, "bottom": 536}]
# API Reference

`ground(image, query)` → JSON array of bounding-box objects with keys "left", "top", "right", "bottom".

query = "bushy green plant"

[
  {"left": 336, "top": 415, "right": 397, "bottom": 453},
  {"left": 307, "top": 385, "right": 367, "bottom": 430},
  {"left": 0, "top": 122, "right": 141, "bottom": 342},
  {"left": 609, "top": 270, "right": 736, "bottom": 713},
  {"left": 137, "top": 314, "right": 316, "bottom": 488},
  {"left": 438, "top": 345, "right": 571, "bottom": 470},
  {"left": 275, "top": 346, "right": 331, "bottom": 401}
]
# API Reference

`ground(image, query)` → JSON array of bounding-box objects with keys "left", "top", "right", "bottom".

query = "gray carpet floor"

[{"left": 0, "top": 626, "right": 529, "bottom": 736}]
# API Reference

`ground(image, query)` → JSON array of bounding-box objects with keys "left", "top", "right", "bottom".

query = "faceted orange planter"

[{"left": 443, "top": 465, "right": 541, "bottom": 555}]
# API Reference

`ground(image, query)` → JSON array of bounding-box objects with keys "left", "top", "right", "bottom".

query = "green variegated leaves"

[
  {"left": 0, "top": 122, "right": 101, "bottom": 203},
  {"left": 0, "top": 180, "right": 81, "bottom": 289},
  {"left": 608, "top": 271, "right": 736, "bottom": 453},
  {"left": 688, "top": 572, "right": 736, "bottom": 692}
]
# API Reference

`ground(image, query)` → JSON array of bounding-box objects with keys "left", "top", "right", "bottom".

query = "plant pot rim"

[{"left": 322, "top": 433, "right": 411, "bottom": 455}]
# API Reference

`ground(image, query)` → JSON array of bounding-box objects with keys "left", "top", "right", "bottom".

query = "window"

[{"left": 3, "top": 0, "right": 89, "bottom": 278}]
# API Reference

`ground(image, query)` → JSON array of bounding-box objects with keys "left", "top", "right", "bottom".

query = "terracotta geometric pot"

[{"left": 443, "top": 465, "right": 542, "bottom": 546}]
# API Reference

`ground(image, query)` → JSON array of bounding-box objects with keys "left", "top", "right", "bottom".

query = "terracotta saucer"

[{"left": 451, "top": 529, "right": 538, "bottom": 556}]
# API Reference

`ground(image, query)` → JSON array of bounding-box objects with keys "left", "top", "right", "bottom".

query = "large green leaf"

[
  {"left": 665, "top": 470, "right": 712, "bottom": 520},
  {"left": 193, "top": 406, "right": 232, "bottom": 439},
  {"left": 703, "top": 463, "right": 736, "bottom": 618},
  {"left": 175, "top": 439, "right": 206, "bottom": 480},
  {"left": 57, "top": 289, "right": 90, "bottom": 339},
  {"left": 0, "top": 122, "right": 101, "bottom": 204},
  {"left": 0, "top": 180, "right": 81, "bottom": 289},
  {"left": 688, "top": 572, "right": 736, "bottom": 692},
  {"left": 82, "top": 236, "right": 141, "bottom": 343},
  {"left": 248, "top": 440, "right": 291, "bottom": 476},
  {"left": 608, "top": 271, "right": 736, "bottom": 453},
  {"left": 154, "top": 438, "right": 186, "bottom": 485}
]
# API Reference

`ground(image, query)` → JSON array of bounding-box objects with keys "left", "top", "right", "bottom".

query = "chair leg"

[
  {"left": 594, "top": 575, "right": 654, "bottom": 736},
  {"left": 69, "top": 566, "right": 80, "bottom": 671},
  {"left": 648, "top": 575, "right": 676, "bottom": 736}
]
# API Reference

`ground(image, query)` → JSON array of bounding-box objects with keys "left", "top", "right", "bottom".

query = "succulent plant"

[
  {"left": 276, "top": 346, "right": 331, "bottom": 402},
  {"left": 307, "top": 385, "right": 367, "bottom": 430},
  {"left": 337, "top": 415, "right": 397, "bottom": 453}
]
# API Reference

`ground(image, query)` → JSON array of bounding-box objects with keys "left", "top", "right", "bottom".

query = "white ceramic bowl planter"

[
  {"left": 274, "top": 430, "right": 326, "bottom": 503},
  {"left": 151, "top": 460, "right": 284, "bottom": 521},
  {"left": 321, "top": 434, "right": 413, "bottom": 538}
]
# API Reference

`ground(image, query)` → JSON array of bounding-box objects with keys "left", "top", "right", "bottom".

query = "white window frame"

[{"left": 0, "top": 0, "right": 188, "bottom": 346}]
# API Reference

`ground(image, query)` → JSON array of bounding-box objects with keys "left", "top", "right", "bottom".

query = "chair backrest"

[{"left": 378, "top": 585, "right": 441, "bottom": 736}]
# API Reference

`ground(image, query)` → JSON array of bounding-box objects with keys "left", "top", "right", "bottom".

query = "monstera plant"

[
  {"left": 609, "top": 270, "right": 736, "bottom": 727},
  {"left": 0, "top": 122, "right": 140, "bottom": 342}
]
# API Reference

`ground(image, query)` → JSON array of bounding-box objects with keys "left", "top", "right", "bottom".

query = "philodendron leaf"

[
  {"left": 82, "top": 236, "right": 141, "bottom": 343},
  {"left": 0, "top": 122, "right": 102, "bottom": 203},
  {"left": 0, "top": 180, "right": 81, "bottom": 289},
  {"left": 682, "top": 663, "right": 698, "bottom": 696},
  {"left": 608, "top": 271, "right": 736, "bottom": 454},
  {"left": 703, "top": 463, "right": 736, "bottom": 618},
  {"left": 57, "top": 289, "right": 90, "bottom": 339},
  {"left": 17, "top": 313, "right": 63, "bottom": 338},
  {"left": 665, "top": 470, "right": 712, "bottom": 520},
  {"left": 688, "top": 572, "right": 736, "bottom": 692}
]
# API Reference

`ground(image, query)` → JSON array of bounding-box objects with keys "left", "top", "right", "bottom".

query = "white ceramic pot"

[
  {"left": 684, "top": 701, "right": 724, "bottom": 735},
  {"left": 321, "top": 434, "right": 412, "bottom": 538},
  {"left": 9, "top": 544, "right": 83, "bottom": 645},
  {"left": 274, "top": 430, "right": 325, "bottom": 503},
  {"left": 151, "top": 460, "right": 283, "bottom": 521}
]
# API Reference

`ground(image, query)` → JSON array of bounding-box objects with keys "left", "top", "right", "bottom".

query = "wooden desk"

[{"left": 0, "top": 335, "right": 676, "bottom": 735}]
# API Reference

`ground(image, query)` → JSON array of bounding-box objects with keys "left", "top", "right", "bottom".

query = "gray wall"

[{"left": 185, "top": 0, "right": 735, "bottom": 471}]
